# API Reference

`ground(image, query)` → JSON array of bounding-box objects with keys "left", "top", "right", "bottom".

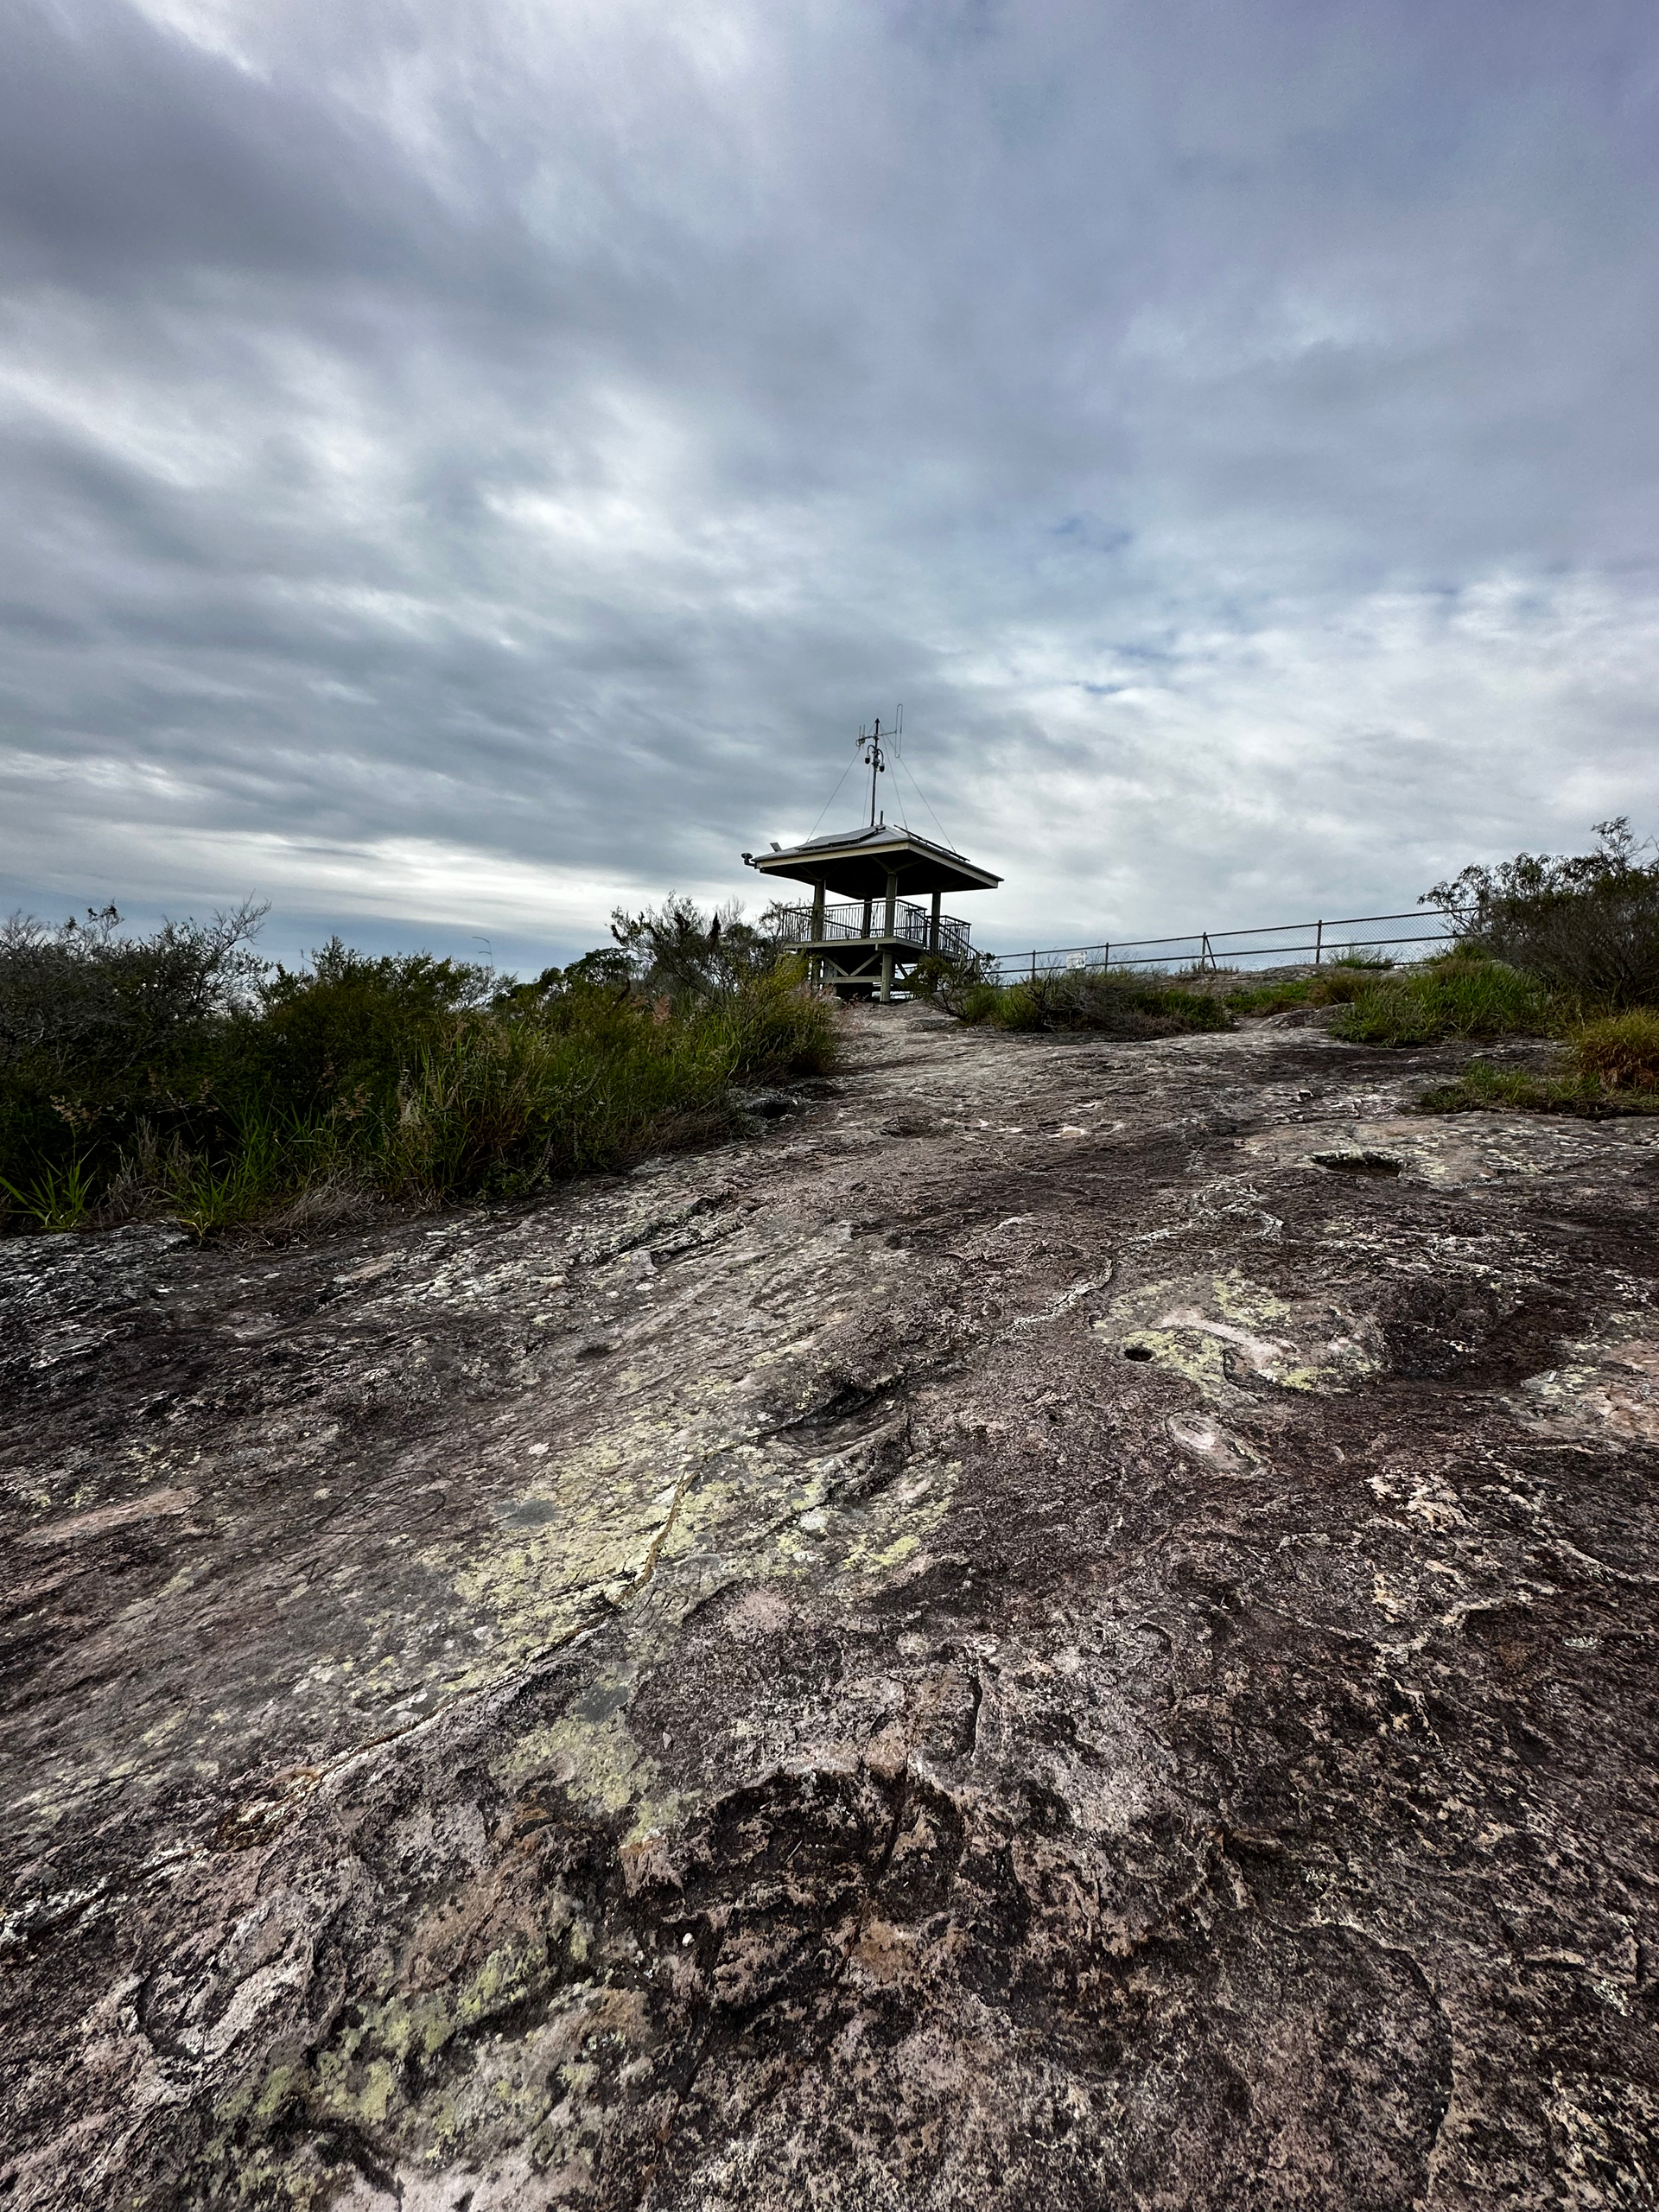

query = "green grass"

[
  {"left": 956, "top": 969, "right": 1232, "bottom": 1037},
  {"left": 1330, "top": 953, "right": 1553, "bottom": 1045},
  {"left": 956, "top": 952, "right": 1555, "bottom": 1045},
  {"left": 1572, "top": 1007, "right": 1659, "bottom": 1089},
  {"left": 1417, "top": 1060, "right": 1659, "bottom": 1118},
  {"left": 1223, "top": 974, "right": 1369, "bottom": 1016},
  {"left": 1418, "top": 1007, "right": 1659, "bottom": 1119},
  {"left": 1221, "top": 954, "right": 1544, "bottom": 1038},
  {"left": 0, "top": 1152, "right": 97, "bottom": 1231}
]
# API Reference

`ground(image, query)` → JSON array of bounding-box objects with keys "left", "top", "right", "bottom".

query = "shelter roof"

[{"left": 742, "top": 823, "right": 1001, "bottom": 899}]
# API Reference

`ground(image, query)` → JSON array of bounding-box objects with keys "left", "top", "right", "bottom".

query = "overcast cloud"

[{"left": 3, "top": 0, "right": 1656, "bottom": 967}]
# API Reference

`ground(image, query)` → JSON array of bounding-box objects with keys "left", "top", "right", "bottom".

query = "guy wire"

[{"left": 807, "top": 751, "right": 856, "bottom": 837}]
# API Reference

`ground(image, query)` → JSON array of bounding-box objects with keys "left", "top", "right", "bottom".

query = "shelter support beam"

[
  {"left": 929, "top": 891, "right": 941, "bottom": 953},
  {"left": 880, "top": 869, "right": 899, "bottom": 1002}
]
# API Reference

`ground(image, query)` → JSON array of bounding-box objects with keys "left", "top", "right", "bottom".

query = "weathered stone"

[{"left": 3, "top": 1004, "right": 1656, "bottom": 2208}]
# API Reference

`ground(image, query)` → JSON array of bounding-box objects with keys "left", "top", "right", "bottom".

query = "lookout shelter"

[{"left": 741, "top": 822, "right": 1001, "bottom": 1000}]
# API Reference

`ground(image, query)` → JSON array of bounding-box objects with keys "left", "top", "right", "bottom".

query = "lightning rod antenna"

[{"left": 856, "top": 709, "right": 901, "bottom": 828}]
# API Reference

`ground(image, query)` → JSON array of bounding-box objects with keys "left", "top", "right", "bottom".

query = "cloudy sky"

[{"left": 3, "top": 0, "right": 1656, "bottom": 969}]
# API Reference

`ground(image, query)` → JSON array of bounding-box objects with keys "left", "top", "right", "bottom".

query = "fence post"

[
  {"left": 1103, "top": 941, "right": 1109, "bottom": 972},
  {"left": 1314, "top": 919, "right": 1323, "bottom": 967},
  {"left": 1201, "top": 931, "right": 1212, "bottom": 972},
  {"left": 1031, "top": 950, "right": 1037, "bottom": 983}
]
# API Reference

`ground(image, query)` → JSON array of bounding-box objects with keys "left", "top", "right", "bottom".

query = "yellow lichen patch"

[
  {"left": 652, "top": 1441, "right": 831, "bottom": 1583},
  {"left": 822, "top": 1457, "right": 957, "bottom": 1584},
  {"left": 1099, "top": 1272, "right": 1381, "bottom": 1401},
  {"left": 435, "top": 1412, "right": 690, "bottom": 1671},
  {"left": 494, "top": 1692, "right": 691, "bottom": 1844},
  {"left": 301, "top": 1935, "right": 554, "bottom": 2124}
]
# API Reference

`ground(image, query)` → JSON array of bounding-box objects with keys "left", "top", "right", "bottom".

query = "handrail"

[
  {"left": 772, "top": 899, "right": 973, "bottom": 954},
  {"left": 988, "top": 907, "right": 1458, "bottom": 982}
]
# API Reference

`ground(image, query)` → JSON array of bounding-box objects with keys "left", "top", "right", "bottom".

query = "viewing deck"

[{"left": 772, "top": 899, "right": 973, "bottom": 960}]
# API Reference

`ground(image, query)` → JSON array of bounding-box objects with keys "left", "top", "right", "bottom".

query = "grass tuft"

[
  {"left": 0, "top": 1152, "right": 97, "bottom": 1231},
  {"left": 1330, "top": 954, "right": 1553, "bottom": 1046},
  {"left": 1570, "top": 1007, "right": 1659, "bottom": 1090},
  {"left": 1223, "top": 973, "right": 1370, "bottom": 1016}
]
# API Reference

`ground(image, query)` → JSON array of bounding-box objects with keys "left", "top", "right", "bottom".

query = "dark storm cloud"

[{"left": 3, "top": 0, "right": 1658, "bottom": 961}]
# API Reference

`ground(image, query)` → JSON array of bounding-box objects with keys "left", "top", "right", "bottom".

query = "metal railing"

[
  {"left": 773, "top": 900, "right": 974, "bottom": 960},
  {"left": 988, "top": 908, "right": 1458, "bottom": 985}
]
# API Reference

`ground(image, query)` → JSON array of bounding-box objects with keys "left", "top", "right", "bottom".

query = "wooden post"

[
  {"left": 1314, "top": 919, "right": 1324, "bottom": 966},
  {"left": 810, "top": 879, "right": 826, "bottom": 988},
  {"left": 880, "top": 869, "right": 898, "bottom": 1001},
  {"left": 929, "top": 890, "right": 941, "bottom": 953},
  {"left": 861, "top": 894, "right": 873, "bottom": 939}
]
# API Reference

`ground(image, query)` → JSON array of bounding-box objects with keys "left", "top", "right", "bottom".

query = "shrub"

[
  {"left": 248, "top": 941, "right": 498, "bottom": 1122},
  {"left": 0, "top": 904, "right": 837, "bottom": 1236},
  {"left": 0, "top": 901, "right": 270, "bottom": 1223},
  {"left": 0, "top": 899, "right": 267, "bottom": 1087},
  {"left": 906, "top": 948, "right": 998, "bottom": 1012},
  {"left": 607, "top": 895, "right": 793, "bottom": 1006},
  {"left": 950, "top": 980, "right": 1007, "bottom": 1026},
  {"left": 1427, "top": 817, "right": 1659, "bottom": 1009}
]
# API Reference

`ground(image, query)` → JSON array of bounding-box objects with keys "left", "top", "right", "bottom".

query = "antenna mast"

[{"left": 856, "top": 706, "right": 901, "bottom": 828}]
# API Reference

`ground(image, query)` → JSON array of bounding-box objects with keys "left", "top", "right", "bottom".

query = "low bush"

[
  {"left": 0, "top": 905, "right": 836, "bottom": 1237},
  {"left": 903, "top": 949, "right": 1001, "bottom": 1015},
  {"left": 1223, "top": 950, "right": 1558, "bottom": 1045}
]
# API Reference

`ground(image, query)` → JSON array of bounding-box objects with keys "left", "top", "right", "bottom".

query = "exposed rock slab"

[{"left": 3, "top": 1006, "right": 1657, "bottom": 2208}]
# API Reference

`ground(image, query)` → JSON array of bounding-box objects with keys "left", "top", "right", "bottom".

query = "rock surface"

[{"left": 3, "top": 1002, "right": 1658, "bottom": 2209}]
